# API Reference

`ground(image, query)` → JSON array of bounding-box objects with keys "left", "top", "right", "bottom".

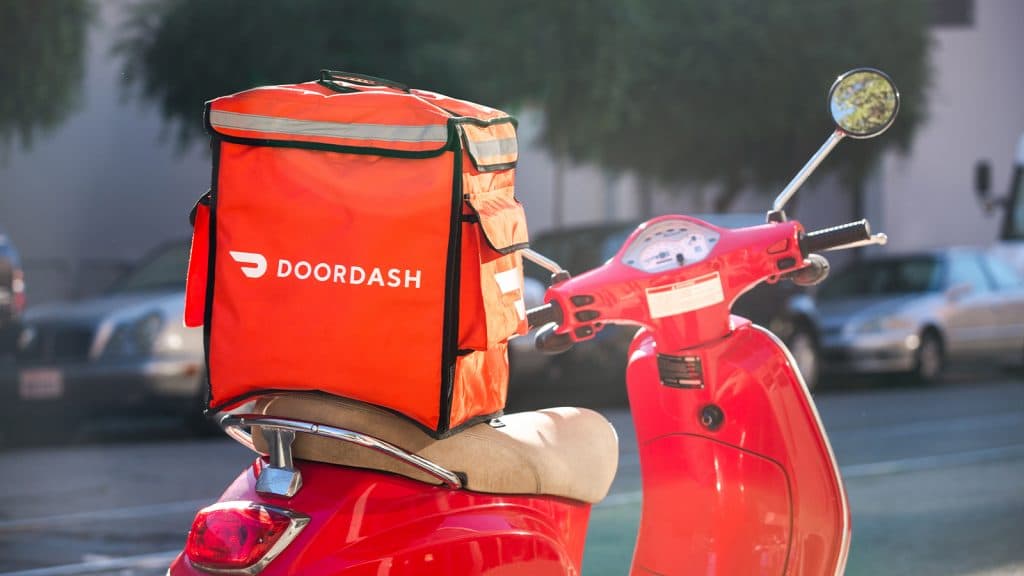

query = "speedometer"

[{"left": 621, "top": 218, "right": 720, "bottom": 273}]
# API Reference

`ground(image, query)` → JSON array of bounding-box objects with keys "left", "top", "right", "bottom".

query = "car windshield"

[
  {"left": 107, "top": 242, "right": 189, "bottom": 294},
  {"left": 818, "top": 256, "right": 942, "bottom": 300}
]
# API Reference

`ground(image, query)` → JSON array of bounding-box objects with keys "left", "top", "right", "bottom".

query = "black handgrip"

[
  {"left": 535, "top": 323, "right": 575, "bottom": 355},
  {"left": 526, "top": 302, "right": 564, "bottom": 330},
  {"left": 802, "top": 219, "right": 871, "bottom": 254}
]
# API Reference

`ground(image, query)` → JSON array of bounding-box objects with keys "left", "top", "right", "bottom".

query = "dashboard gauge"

[{"left": 621, "top": 218, "right": 720, "bottom": 273}]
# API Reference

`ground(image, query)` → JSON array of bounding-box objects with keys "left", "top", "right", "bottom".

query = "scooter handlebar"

[
  {"left": 526, "top": 302, "right": 563, "bottom": 330},
  {"left": 801, "top": 219, "right": 871, "bottom": 253},
  {"left": 526, "top": 302, "right": 575, "bottom": 355}
]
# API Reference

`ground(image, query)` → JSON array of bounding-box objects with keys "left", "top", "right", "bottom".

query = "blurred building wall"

[
  {"left": 0, "top": 2, "right": 208, "bottom": 303},
  {"left": 876, "top": 0, "right": 1024, "bottom": 252}
]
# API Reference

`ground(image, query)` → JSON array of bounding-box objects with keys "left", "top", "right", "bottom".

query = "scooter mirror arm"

[
  {"left": 522, "top": 248, "right": 570, "bottom": 284},
  {"left": 770, "top": 129, "right": 846, "bottom": 221},
  {"left": 220, "top": 414, "right": 464, "bottom": 489}
]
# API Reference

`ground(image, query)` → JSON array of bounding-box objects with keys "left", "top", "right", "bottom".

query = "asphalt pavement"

[{"left": 0, "top": 373, "right": 1022, "bottom": 575}]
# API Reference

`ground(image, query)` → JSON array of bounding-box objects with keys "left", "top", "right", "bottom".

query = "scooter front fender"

[{"left": 627, "top": 322, "right": 850, "bottom": 576}]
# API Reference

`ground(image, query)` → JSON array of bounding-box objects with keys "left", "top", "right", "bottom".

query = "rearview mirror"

[
  {"left": 974, "top": 160, "right": 991, "bottom": 200},
  {"left": 828, "top": 68, "right": 900, "bottom": 139},
  {"left": 771, "top": 68, "right": 900, "bottom": 219}
]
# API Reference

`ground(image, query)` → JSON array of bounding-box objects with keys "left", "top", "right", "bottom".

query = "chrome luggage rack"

[{"left": 218, "top": 410, "right": 463, "bottom": 498}]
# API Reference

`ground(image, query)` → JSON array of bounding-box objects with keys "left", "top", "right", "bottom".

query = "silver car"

[
  {"left": 817, "top": 248, "right": 1024, "bottom": 383},
  {"left": 7, "top": 241, "right": 206, "bottom": 439}
]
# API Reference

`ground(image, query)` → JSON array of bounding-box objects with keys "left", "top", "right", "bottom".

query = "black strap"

[
  {"left": 318, "top": 69, "right": 410, "bottom": 93},
  {"left": 189, "top": 189, "right": 212, "bottom": 227}
]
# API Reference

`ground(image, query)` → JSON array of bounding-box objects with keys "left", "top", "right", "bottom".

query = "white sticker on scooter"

[{"left": 645, "top": 272, "right": 725, "bottom": 318}]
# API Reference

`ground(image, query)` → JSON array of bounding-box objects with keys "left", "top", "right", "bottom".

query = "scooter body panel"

[
  {"left": 627, "top": 323, "right": 849, "bottom": 576},
  {"left": 169, "top": 459, "right": 592, "bottom": 576}
]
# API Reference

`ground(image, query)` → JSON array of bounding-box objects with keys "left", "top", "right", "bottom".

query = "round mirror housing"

[{"left": 828, "top": 68, "right": 900, "bottom": 139}]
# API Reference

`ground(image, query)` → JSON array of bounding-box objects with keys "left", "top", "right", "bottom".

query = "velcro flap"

[
  {"left": 460, "top": 122, "right": 518, "bottom": 171},
  {"left": 467, "top": 190, "right": 529, "bottom": 254}
]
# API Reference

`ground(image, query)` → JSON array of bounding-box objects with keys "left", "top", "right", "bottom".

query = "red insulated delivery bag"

[{"left": 184, "top": 71, "right": 529, "bottom": 436}]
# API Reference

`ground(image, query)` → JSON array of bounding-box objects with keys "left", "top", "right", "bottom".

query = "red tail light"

[{"left": 185, "top": 501, "right": 309, "bottom": 573}]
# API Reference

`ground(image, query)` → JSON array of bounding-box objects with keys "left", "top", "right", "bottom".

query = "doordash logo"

[
  {"left": 229, "top": 251, "right": 268, "bottom": 278},
  {"left": 229, "top": 250, "right": 422, "bottom": 290}
]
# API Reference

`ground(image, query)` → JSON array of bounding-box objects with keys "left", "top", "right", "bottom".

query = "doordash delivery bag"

[{"left": 184, "top": 71, "right": 529, "bottom": 436}]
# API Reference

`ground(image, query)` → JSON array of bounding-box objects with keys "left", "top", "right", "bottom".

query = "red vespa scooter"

[{"left": 170, "top": 68, "right": 898, "bottom": 575}]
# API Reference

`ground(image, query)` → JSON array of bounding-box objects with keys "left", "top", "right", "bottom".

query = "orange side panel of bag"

[
  {"left": 207, "top": 142, "right": 456, "bottom": 431},
  {"left": 458, "top": 172, "right": 529, "bottom": 350},
  {"left": 184, "top": 198, "right": 210, "bottom": 328},
  {"left": 449, "top": 343, "right": 510, "bottom": 430}
]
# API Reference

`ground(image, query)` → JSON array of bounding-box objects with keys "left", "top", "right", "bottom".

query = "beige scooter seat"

[{"left": 251, "top": 393, "right": 619, "bottom": 504}]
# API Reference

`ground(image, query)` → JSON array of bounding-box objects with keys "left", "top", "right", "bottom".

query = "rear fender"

[{"left": 171, "top": 459, "right": 590, "bottom": 576}]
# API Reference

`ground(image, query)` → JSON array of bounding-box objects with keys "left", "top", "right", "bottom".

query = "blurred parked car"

[
  {"left": 0, "top": 229, "right": 26, "bottom": 356},
  {"left": 5, "top": 240, "right": 206, "bottom": 438},
  {"left": 509, "top": 215, "right": 821, "bottom": 408},
  {"left": 817, "top": 248, "right": 1024, "bottom": 383}
]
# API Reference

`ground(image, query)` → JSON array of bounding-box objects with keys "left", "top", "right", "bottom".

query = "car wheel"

[
  {"left": 788, "top": 326, "right": 820, "bottom": 391},
  {"left": 913, "top": 330, "right": 944, "bottom": 385}
]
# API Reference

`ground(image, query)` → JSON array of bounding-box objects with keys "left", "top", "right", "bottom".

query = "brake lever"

[
  {"left": 787, "top": 253, "right": 830, "bottom": 287},
  {"left": 534, "top": 323, "right": 575, "bottom": 355}
]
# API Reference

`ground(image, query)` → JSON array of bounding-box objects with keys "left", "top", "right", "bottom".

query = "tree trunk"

[
  {"left": 552, "top": 132, "right": 568, "bottom": 228},
  {"left": 713, "top": 174, "right": 743, "bottom": 213},
  {"left": 850, "top": 177, "right": 865, "bottom": 260}
]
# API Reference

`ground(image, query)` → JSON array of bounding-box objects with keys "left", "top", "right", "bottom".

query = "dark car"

[
  {"left": 3, "top": 241, "right": 206, "bottom": 442},
  {"left": 508, "top": 216, "right": 821, "bottom": 409},
  {"left": 0, "top": 229, "right": 26, "bottom": 355}
]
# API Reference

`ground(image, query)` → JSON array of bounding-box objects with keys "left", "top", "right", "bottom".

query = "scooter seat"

[{"left": 251, "top": 393, "right": 619, "bottom": 504}]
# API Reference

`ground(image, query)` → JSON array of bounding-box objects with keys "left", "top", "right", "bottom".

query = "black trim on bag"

[
  {"left": 189, "top": 189, "right": 211, "bottom": 227},
  {"left": 202, "top": 141, "right": 221, "bottom": 413},
  {"left": 454, "top": 119, "right": 519, "bottom": 173},
  {"left": 449, "top": 116, "right": 519, "bottom": 129},
  {"left": 210, "top": 132, "right": 452, "bottom": 158},
  {"left": 467, "top": 161, "right": 517, "bottom": 173},
  {"left": 438, "top": 139, "right": 464, "bottom": 437},
  {"left": 462, "top": 201, "right": 530, "bottom": 256}
]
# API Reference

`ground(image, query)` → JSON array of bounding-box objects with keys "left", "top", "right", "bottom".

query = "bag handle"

[{"left": 319, "top": 69, "right": 410, "bottom": 93}]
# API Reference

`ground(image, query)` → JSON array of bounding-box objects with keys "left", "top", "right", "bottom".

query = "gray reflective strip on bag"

[
  {"left": 463, "top": 137, "right": 518, "bottom": 164},
  {"left": 209, "top": 110, "right": 449, "bottom": 143}
]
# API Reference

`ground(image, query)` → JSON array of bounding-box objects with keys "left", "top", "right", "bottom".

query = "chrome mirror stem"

[
  {"left": 522, "top": 249, "right": 565, "bottom": 277},
  {"left": 771, "top": 130, "right": 846, "bottom": 218}
]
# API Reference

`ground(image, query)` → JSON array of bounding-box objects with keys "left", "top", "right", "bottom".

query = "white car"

[{"left": 818, "top": 248, "right": 1024, "bottom": 383}]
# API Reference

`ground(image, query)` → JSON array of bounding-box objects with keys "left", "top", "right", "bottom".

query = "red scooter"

[{"left": 170, "top": 68, "right": 899, "bottom": 575}]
